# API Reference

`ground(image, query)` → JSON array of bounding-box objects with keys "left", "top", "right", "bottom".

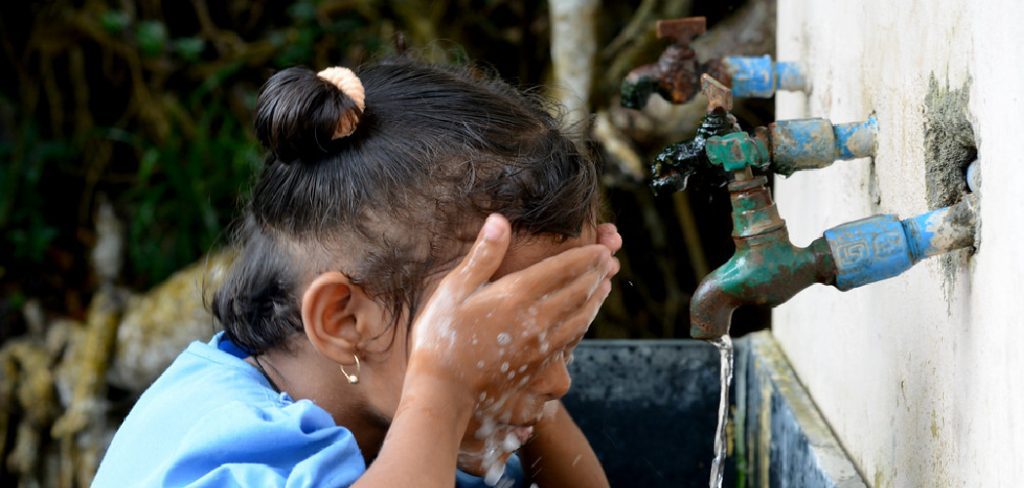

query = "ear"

[{"left": 300, "top": 271, "right": 383, "bottom": 364}]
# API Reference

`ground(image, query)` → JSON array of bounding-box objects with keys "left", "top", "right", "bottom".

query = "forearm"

[
  {"left": 520, "top": 401, "right": 609, "bottom": 488},
  {"left": 353, "top": 375, "right": 472, "bottom": 488}
]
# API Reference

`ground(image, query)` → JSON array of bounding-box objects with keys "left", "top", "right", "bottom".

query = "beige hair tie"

[{"left": 317, "top": 67, "right": 365, "bottom": 139}]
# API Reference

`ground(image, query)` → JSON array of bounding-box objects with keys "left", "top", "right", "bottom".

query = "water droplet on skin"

[
  {"left": 518, "top": 365, "right": 527, "bottom": 373},
  {"left": 507, "top": 371, "right": 515, "bottom": 379},
  {"left": 496, "top": 332, "right": 512, "bottom": 346},
  {"left": 502, "top": 432, "right": 522, "bottom": 452},
  {"left": 476, "top": 417, "right": 496, "bottom": 439},
  {"left": 477, "top": 360, "right": 486, "bottom": 369},
  {"left": 500, "top": 362, "right": 509, "bottom": 372}
]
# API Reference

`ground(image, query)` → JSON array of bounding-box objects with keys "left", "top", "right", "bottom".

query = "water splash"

[{"left": 708, "top": 335, "right": 733, "bottom": 488}]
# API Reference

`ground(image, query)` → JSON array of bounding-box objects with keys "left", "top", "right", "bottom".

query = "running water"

[{"left": 708, "top": 335, "right": 734, "bottom": 488}]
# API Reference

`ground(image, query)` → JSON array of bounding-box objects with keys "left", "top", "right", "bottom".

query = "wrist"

[{"left": 399, "top": 365, "right": 476, "bottom": 427}]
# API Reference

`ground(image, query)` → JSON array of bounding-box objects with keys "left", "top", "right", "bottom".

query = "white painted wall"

[{"left": 771, "top": 0, "right": 1024, "bottom": 486}]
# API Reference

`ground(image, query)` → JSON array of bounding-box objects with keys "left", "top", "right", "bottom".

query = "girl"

[{"left": 94, "top": 59, "right": 620, "bottom": 487}]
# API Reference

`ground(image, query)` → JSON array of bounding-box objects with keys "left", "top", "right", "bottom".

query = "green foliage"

[
  {"left": 0, "top": 1, "right": 405, "bottom": 297},
  {"left": 136, "top": 21, "right": 168, "bottom": 58},
  {"left": 0, "top": 123, "right": 71, "bottom": 263},
  {"left": 1, "top": 0, "right": 763, "bottom": 339}
]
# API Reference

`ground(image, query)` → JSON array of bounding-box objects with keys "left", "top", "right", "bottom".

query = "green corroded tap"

[
  {"left": 686, "top": 128, "right": 979, "bottom": 339},
  {"left": 690, "top": 131, "right": 837, "bottom": 339},
  {"left": 648, "top": 74, "right": 977, "bottom": 339}
]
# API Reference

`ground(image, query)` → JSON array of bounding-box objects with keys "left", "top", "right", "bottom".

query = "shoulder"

[
  {"left": 94, "top": 335, "right": 366, "bottom": 487},
  {"left": 159, "top": 398, "right": 366, "bottom": 487}
]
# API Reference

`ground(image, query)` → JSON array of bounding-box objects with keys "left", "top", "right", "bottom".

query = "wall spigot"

[
  {"left": 620, "top": 17, "right": 710, "bottom": 109},
  {"left": 688, "top": 127, "right": 978, "bottom": 338},
  {"left": 620, "top": 17, "right": 809, "bottom": 109},
  {"left": 642, "top": 74, "right": 972, "bottom": 338},
  {"left": 690, "top": 132, "right": 837, "bottom": 339},
  {"left": 644, "top": 74, "right": 978, "bottom": 339}
]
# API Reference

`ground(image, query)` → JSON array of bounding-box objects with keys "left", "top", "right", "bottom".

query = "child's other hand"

[
  {"left": 596, "top": 222, "right": 622, "bottom": 255},
  {"left": 406, "top": 213, "right": 617, "bottom": 409}
]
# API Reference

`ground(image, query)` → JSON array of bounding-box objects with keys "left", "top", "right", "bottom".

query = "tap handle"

[
  {"left": 655, "top": 17, "right": 706, "bottom": 52},
  {"left": 705, "top": 131, "right": 770, "bottom": 172}
]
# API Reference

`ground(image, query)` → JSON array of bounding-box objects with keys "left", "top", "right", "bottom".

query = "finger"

[
  {"left": 494, "top": 244, "right": 611, "bottom": 297},
  {"left": 596, "top": 223, "right": 622, "bottom": 255},
  {"left": 533, "top": 262, "right": 608, "bottom": 324},
  {"left": 446, "top": 214, "right": 511, "bottom": 298},
  {"left": 545, "top": 279, "right": 612, "bottom": 348}
]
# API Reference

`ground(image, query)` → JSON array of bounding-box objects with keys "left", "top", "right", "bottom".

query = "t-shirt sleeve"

[{"left": 160, "top": 398, "right": 365, "bottom": 488}]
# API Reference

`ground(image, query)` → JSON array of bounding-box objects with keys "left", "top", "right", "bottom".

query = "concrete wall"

[{"left": 771, "top": 0, "right": 1024, "bottom": 486}]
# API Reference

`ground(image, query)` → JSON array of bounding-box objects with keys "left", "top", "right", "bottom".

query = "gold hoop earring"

[{"left": 340, "top": 355, "right": 361, "bottom": 384}]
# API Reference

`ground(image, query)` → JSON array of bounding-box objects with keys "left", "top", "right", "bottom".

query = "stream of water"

[{"left": 708, "top": 335, "right": 734, "bottom": 488}]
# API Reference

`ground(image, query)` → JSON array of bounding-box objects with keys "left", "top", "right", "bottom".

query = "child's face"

[
  {"left": 363, "top": 224, "right": 600, "bottom": 476},
  {"left": 452, "top": 225, "right": 599, "bottom": 475}
]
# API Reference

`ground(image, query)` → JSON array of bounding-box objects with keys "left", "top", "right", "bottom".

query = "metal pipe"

[
  {"left": 721, "top": 55, "right": 809, "bottom": 98},
  {"left": 966, "top": 159, "right": 981, "bottom": 193},
  {"left": 768, "top": 116, "right": 879, "bottom": 175},
  {"left": 824, "top": 195, "right": 979, "bottom": 290}
]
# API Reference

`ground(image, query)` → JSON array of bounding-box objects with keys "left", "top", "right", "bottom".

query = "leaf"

[
  {"left": 99, "top": 11, "right": 131, "bottom": 35},
  {"left": 173, "top": 37, "right": 205, "bottom": 63},
  {"left": 136, "top": 21, "right": 167, "bottom": 58}
]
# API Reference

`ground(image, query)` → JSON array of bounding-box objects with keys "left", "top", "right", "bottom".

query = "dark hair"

[{"left": 212, "top": 59, "right": 600, "bottom": 354}]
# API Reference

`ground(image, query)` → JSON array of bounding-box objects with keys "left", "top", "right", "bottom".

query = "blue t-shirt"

[{"left": 94, "top": 333, "right": 523, "bottom": 487}]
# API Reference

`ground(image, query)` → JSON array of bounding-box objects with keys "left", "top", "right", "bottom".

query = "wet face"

[
  {"left": 452, "top": 227, "right": 597, "bottom": 476},
  {"left": 359, "top": 225, "right": 599, "bottom": 477}
]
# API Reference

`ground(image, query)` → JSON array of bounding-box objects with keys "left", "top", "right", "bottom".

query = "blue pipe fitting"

[
  {"left": 722, "top": 55, "right": 808, "bottom": 98},
  {"left": 769, "top": 115, "right": 878, "bottom": 176},
  {"left": 823, "top": 195, "right": 978, "bottom": 291}
]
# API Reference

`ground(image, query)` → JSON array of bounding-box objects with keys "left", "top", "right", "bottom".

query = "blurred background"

[{"left": 0, "top": 0, "right": 776, "bottom": 485}]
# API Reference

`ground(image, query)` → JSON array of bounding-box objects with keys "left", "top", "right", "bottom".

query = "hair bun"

[
  {"left": 317, "top": 67, "right": 365, "bottom": 139},
  {"left": 254, "top": 66, "right": 365, "bottom": 163}
]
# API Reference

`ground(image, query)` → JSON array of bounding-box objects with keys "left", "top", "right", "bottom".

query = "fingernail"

[{"left": 482, "top": 214, "right": 502, "bottom": 241}]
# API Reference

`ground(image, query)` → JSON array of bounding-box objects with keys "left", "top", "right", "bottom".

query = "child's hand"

[{"left": 406, "top": 213, "right": 617, "bottom": 410}]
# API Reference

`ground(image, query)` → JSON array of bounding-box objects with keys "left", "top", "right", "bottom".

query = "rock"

[{"left": 107, "top": 250, "right": 236, "bottom": 392}]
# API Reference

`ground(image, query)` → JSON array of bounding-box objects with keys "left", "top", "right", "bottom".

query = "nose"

[{"left": 534, "top": 357, "right": 572, "bottom": 400}]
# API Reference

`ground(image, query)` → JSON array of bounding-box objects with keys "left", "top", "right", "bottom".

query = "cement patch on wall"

[{"left": 923, "top": 75, "right": 975, "bottom": 210}]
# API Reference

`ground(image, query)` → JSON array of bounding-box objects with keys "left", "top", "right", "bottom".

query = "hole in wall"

[{"left": 923, "top": 75, "right": 976, "bottom": 210}]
